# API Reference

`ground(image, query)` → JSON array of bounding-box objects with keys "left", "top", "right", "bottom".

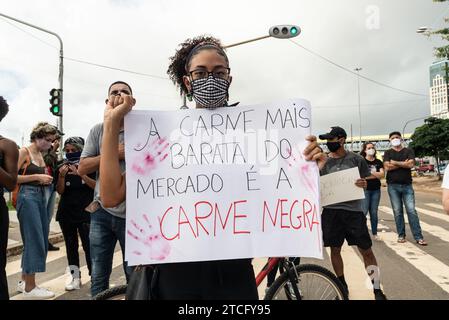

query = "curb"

[{"left": 6, "top": 233, "right": 65, "bottom": 258}]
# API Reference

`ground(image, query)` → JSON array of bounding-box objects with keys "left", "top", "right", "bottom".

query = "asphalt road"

[{"left": 6, "top": 187, "right": 448, "bottom": 300}]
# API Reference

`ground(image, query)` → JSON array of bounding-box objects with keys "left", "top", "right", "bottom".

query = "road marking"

[
  {"left": 425, "top": 203, "right": 445, "bottom": 212},
  {"left": 340, "top": 245, "right": 374, "bottom": 300},
  {"left": 369, "top": 220, "right": 449, "bottom": 294},
  {"left": 10, "top": 250, "right": 123, "bottom": 300},
  {"left": 415, "top": 206, "right": 449, "bottom": 224},
  {"left": 379, "top": 206, "right": 449, "bottom": 243},
  {"left": 6, "top": 245, "right": 69, "bottom": 277}
]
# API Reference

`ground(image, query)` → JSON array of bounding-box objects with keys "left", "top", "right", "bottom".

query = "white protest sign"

[
  {"left": 124, "top": 99, "right": 322, "bottom": 266},
  {"left": 319, "top": 167, "right": 365, "bottom": 207}
]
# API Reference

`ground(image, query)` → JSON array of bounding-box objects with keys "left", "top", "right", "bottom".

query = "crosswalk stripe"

[
  {"left": 379, "top": 206, "right": 449, "bottom": 243},
  {"left": 6, "top": 245, "right": 69, "bottom": 277},
  {"left": 339, "top": 246, "right": 374, "bottom": 300},
  {"left": 10, "top": 250, "right": 123, "bottom": 300},
  {"left": 371, "top": 222, "right": 449, "bottom": 294},
  {"left": 426, "top": 203, "right": 444, "bottom": 211},
  {"left": 415, "top": 206, "right": 449, "bottom": 224}
]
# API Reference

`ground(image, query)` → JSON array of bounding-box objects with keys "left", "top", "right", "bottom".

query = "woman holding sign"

[{"left": 99, "top": 36, "right": 327, "bottom": 299}]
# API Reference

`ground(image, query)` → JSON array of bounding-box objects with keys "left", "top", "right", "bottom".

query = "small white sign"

[{"left": 320, "top": 167, "right": 365, "bottom": 207}]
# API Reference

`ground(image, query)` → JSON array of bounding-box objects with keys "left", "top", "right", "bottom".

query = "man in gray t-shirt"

[
  {"left": 318, "top": 126, "right": 387, "bottom": 300},
  {"left": 78, "top": 81, "right": 134, "bottom": 297}
]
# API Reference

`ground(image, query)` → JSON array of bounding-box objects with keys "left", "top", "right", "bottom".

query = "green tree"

[
  {"left": 410, "top": 117, "right": 449, "bottom": 178},
  {"left": 432, "top": 0, "right": 449, "bottom": 59}
]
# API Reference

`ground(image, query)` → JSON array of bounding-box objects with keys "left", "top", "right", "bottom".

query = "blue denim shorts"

[{"left": 16, "top": 184, "right": 49, "bottom": 274}]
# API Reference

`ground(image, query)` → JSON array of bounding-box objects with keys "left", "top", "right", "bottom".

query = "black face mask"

[{"left": 326, "top": 141, "right": 341, "bottom": 153}]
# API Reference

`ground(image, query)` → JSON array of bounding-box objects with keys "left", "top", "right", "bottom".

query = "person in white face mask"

[
  {"left": 383, "top": 131, "right": 427, "bottom": 246},
  {"left": 360, "top": 142, "right": 384, "bottom": 240},
  {"left": 15, "top": 122, "right": 57, "bottom": 299}
]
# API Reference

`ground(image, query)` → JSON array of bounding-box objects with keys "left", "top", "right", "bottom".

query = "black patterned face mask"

[{"left": 190, "top": 74, "right": 230, "bottom": 109}]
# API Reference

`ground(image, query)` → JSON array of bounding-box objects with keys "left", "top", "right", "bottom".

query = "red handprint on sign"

[
  {"left": 131, "top": 138, "right": 170, "bottom": 175},
  {"left": 128, "top": 213, "right": 171, "bottom": 261},
  {"left": 285, "top": 145, "right": 319, "bottom": 198}
]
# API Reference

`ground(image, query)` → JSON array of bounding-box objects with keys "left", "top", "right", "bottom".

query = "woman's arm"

[
  {"left": 100, "top": 94, "right": 135, "bottom": 208},
  {"left": 0, "top": 139, "right": 18, "bottom": 191}
]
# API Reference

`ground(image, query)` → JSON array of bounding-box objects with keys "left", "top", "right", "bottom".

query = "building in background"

[{"left": 430, "top": 59, "right": 449, "bottom": 119}]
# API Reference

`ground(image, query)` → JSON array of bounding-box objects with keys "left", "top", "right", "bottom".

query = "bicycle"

[
  {"left": 258, "top": 257, "right": 348, "bottom": 300},
  {"left": 92, "top": 257, "right": 348, "bottom": 300}
]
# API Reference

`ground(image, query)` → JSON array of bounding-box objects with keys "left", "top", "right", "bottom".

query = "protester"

[
  {"left": 42, "top": 129, "right": 64, "bottom": 251},
  {"left": 319, "top": 126, "right": 387, "bottom": 300},
  {"left": 383, "top": 131, "right": 427, "bottom": 246},
  {"left": 78, "top": 81, "right": 135, "bottom": 297},
  {"left": 56, "top": 137, "right": 95, "bottom": 291},
  {"left": 98, "top": 36, "right": 327, "bottom": 299},
  {"left": 0, "top": 96, "right": 19, "bottom": 300},
  {"left": 443, "top": 169, "right": 449, "bottom": 215},
  {"left": 16, "top": 122, "right": 57, "bottom": 299},
  {"left": 360, "top": 142, "right": 384, "bottom": 240}
]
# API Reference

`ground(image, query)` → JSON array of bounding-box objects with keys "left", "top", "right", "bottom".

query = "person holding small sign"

[
  {"left": 99, "top": 36, "right": 327, "bottom": 300},
  {"left": 319, "top": 126, "right": 387, "bottom": 300}
]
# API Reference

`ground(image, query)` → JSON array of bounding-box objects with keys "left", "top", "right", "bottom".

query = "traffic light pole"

[
  {"left": 0, "top": 12, "right": 64, "bottom": 149},
  {"left": 224, "top": 35, "right": 271, "bottom": 49}
]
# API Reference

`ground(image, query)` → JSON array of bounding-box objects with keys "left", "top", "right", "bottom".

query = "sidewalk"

[
  {"left": 412, "top": 176, "right": 443, "bottom": 196},
  {"left": 7, "top": 209, "right": 64, "bottom": 257}
]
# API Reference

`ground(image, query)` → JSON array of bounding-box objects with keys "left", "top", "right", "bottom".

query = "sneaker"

[
  {"left": 17, "top": 280, "right": 25, "bottom": 293},
  {"left": 65, "top": 277, "right": 81, "bottom": 291},
  {"left": 23, "top": 287, "right": 55, "bottom": 300},
  {"left": 374, "top": 289, "right": 387, "bottom": 300},
  {"left": 48, "top": 242, "right": 60, "bottom": 251}
]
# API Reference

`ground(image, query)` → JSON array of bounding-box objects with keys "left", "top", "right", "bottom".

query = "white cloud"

[{"left": 0, "top": 0, "right": 445, "bottom": 145}]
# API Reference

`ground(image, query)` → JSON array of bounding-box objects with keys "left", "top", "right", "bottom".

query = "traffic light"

[
  {"left": 269, "top": 25, "right": 301, "bottom": 39},
  {"left": 49, "top": 88, "right": 62, "bottom": 116}
]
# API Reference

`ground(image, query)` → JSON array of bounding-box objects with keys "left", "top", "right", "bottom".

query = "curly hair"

[
  {"left": 0, "top": 96, "right": 9, "bottom": 122},
  {"left": 30, "top": 122, "right": 58, "bottom": 142},
  {"left": 167, "top": 35, "right": 228, "bottom": 96}
]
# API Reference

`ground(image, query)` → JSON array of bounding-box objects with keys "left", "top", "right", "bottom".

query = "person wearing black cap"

[{"left": 319, "top": 126, "right": 387, "bottom": 300}]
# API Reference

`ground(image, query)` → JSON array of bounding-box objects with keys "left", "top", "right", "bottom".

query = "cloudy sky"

[{"left": 0, "top": 0, "right": 447, "bottom": 145}]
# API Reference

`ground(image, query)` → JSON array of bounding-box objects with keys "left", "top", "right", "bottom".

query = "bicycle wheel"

[
  {"left": 92, "top": 285, "right": 128, "bottom": 300},
  {"left": 264, "top": 264, "right": 348, "bottom": 300}
]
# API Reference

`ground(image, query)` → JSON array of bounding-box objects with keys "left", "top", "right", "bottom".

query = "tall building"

[{"left": 430, "top": 59, "right": 449, "bottom": 119}]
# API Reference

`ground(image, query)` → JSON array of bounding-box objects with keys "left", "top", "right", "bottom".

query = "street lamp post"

[
  {"left": 0, "top": 12, "right": 64, "bottom": 151},
  {"left": 355, "top": 67, "right": 363, "bottom": 151}
]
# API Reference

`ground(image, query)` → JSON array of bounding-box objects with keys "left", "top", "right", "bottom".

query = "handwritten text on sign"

[
  {"left": 319, "top": 167, "right": 365, "bottom": 207},
  {"left": 124, "top": 99, "right": 322, "bottom": 266}
]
